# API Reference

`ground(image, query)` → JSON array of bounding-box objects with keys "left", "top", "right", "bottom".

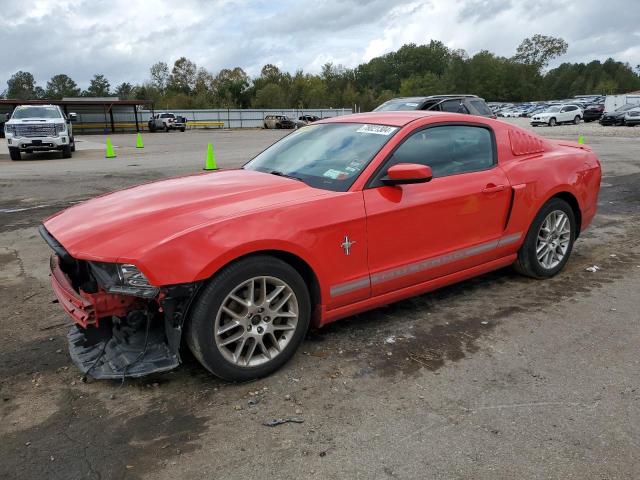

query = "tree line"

[{"left": 3, "top": 35, "right": 639, "bottom": 110}]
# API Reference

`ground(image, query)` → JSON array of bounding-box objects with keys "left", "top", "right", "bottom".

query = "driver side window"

[{"left": 381, "top": 125, "right": 495, "bottom": 180}]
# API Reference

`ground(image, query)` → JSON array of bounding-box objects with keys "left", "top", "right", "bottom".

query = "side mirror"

[
  {"left": 68, "top": 113, "right": 77, "bottom": 122},
  {"left": 382, "top": 163, "right": 433, "bottom": 186}
]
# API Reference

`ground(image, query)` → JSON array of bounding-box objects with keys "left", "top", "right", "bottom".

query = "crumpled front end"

[{"left": 42, "top": 226, "right": 199, "bottom": 380}]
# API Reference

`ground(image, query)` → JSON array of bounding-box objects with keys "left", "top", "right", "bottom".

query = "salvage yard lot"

[{"left": 1, "top": 121, "right": 639, "bottom": 479}]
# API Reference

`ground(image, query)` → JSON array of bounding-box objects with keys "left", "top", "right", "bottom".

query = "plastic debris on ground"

[
  {"left": 585, "top": 265, "right": 600, "bottom": 272},
  {"left": 263, "top": 417, "right": 305, "bottom": 427}
]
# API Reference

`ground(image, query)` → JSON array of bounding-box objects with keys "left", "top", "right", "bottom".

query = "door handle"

[{"left": 482, "top": 184, "right": 506, "bottom": 194}]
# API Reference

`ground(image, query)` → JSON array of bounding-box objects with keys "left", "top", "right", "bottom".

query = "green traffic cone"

[
  {"left": 105, "top": 137, "right": 116, "bottom": 158},
  {"left": 136, "top": 132, "right": 144, "bottom": 149},
  {"left": 578, "top": 135, "right": 584, "bottom": 145},
  {"left": 204, "top": 142, "right": 217, "bottom": 170}
]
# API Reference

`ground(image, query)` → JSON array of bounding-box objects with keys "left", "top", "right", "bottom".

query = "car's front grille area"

[{"left": 15, "top": 124, "right": 57, "bottom": 137}]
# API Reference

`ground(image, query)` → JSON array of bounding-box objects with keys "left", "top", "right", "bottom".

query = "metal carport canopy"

[{"left": 0, "top": 97, "right": 154, "bottom": 132}]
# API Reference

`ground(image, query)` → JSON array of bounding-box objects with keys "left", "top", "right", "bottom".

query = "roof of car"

[
  {"left": 386, "top": 95, "right": 479, "bottom": 102},
  {"left": 317, "top": 111, "right": 463, "bottom": 127}
]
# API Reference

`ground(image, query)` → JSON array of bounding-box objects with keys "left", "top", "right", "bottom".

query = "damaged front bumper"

[{"left": 44, "top": 228, "right": 199, "bottom": 380}]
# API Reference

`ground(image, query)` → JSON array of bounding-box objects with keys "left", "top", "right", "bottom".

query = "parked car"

[
  {"left": 530, "top": 104, "right": 583, "bottom": 126},
  {"left": 4, "top": 105, "right": 76, "bottom": 160},
  {"left": 264, "top": 115, "right": 296, "bottom": 129},
  {"left": 623, "top": 107, "right": 640, "bottom": 126},
  {"left": 582, "top": 103, "right": 605, "bottom": 122},
  {"left": 374, "top": 95, "right": 496, "bottom": 118},
  {"left": 298, "top": 115, "right": 320, "bottom": 125},
  {"left": 148, "top": 113, "right": 186, "bottom": 132},
  {"left": 599, "top": 104, "right": 639, "bottom": 126},
  {"left": 40, "top": 111, "right": 601, "bottom": 381}
]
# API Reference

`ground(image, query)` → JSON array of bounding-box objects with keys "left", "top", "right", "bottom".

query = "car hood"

[
  {"left": 43, "top": 169, "right": 332, "bottom": 261},
  {"left": 6, "top": 118, "right": 63, "bottom": 125}
]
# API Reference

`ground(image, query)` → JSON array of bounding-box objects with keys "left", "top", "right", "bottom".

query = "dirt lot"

[{"left": 1, "top": 120, "right": 639, "bottom": 479}]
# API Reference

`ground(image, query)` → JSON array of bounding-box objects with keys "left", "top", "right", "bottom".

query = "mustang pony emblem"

[{"left": 341, "top": 235, "right": 356, "bottom": 256}]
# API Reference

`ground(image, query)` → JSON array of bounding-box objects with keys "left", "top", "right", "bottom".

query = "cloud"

[{"left": 0, "top": 0, "right": 638, "bottom": 91}]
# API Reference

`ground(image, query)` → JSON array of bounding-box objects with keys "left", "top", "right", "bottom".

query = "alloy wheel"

[
  {"left": 536, "top": 210, "right": 571, "bottom": 269},
  {"left": 214, "top": 276, "right": 298, "bottom": 367}
]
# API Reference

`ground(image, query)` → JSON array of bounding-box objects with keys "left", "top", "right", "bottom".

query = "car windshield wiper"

[{"left": 268, "top": 170, "right": 303, "bottom": 182}]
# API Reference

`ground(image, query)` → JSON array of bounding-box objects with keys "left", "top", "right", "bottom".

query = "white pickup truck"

[
  {"left": 4, "top": 105, "right": 76, "bottom": 160},
  {"left": 148, "top": 113, "right": 186, "bottom": 132}
]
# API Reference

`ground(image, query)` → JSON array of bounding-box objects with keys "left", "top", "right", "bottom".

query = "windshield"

[
  {"left": 12, "top": 106, "right": 62, "bottom": 119},
  {"left": 544, "top": 106, "right": 561, "bottom": 113},
  {"left": 244, "top": 123, "right": 398, "bottom": 192},
  {"left": 616, "top": 104, "right": 638, "bottom": 112},
  {"left": 374, "top": 99, "right": 421, "bottom": 111}
]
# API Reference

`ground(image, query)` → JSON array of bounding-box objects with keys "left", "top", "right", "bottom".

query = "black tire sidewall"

[
  {"left": 186, "top": 255, "right": 311, "bottom": 381},
  {"left": 9, "top": 147, "right": 21, "bottom": 161},
  {"left": 517, "top": 198, "right": 576, "bottom": 278}
]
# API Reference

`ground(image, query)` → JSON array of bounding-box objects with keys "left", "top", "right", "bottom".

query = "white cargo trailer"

[{"left": 604, "top": 94, "right": 640, "bottom": 112}]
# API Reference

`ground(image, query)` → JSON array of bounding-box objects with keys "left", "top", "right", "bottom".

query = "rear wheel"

[
  {"left": 9, "top": 147, "right": 21, "bottom": 161},
  {"left": 573, "top": 115, "right": 580, "bottom": 124},
  {"left": 186, "top": 255, "right": 311, "bottom": 381},
  {"left": 548, "top": 117, "right": 556, "bottom": 127},
  {"left": 514, "top": 198, "right": 576, "bottom": 279}
]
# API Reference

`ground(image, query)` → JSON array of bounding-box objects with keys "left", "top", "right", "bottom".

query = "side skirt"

[{"left": 319, "top": 254, "right": 517, "bottom": 326}]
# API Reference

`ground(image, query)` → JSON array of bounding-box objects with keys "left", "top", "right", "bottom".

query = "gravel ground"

[{"left": 1, "top": 122, "right": 639, "bottom": 480}]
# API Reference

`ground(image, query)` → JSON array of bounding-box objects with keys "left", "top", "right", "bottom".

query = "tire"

[
  {"left": 9, "top": 147, "right": 21, "bottom": 161},
  {"left": 548, "top": 117, "right": 556, "bottom": 127},
  {"left": 149, "top": 123, "right": 156, "bottom": 133},
  {"left": 61, "top": 144, "right": 72, "bottom": 158},
  {"left": 573, "top": 115, "right": 580, "bottom": 125},
  {"left": 164, "top": 124, "right": 169, "bottom": 132},
  {"left": 514, "top": 198, "right": 576, "bottom": 279},
  {"left": 70, "top": 138, "right": 76, "bottom": 152},
  {"left": 186, "top": 255, "right": 311, "bottom": 381},
  {"left": 180, "top": 127, "right": 185, "bottom": 132}
]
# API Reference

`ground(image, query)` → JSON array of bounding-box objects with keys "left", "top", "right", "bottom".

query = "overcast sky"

[{"left": 1, "top": 0, "right": 639, "bottom": 89}]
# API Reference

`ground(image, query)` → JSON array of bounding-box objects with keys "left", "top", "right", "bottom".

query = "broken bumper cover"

[
  {"left": 67, "top": 317, "right": 179, "bottom": 380},
  {"left": 47, "top": 251, "right": 194, "bottom": 380},
  {"left": 49, "top": 254, "right": 139, "bottom": 328}
]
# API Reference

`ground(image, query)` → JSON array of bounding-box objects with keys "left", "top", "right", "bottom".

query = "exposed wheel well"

[
  {"left": 551, "top": 192, "right": 582, "bottom": 237},
  {"left": 214, "top": 250, "right": 321, "bottom": 323}
]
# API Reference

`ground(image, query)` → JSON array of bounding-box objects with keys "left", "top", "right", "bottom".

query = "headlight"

[
  {"left": 89, "top": 262, "right": 159, "bottom": 298},
  {"left": 5, "top": 124, "right": 17, "bottom": 136},
  {"left": 54, "top": 123, "right": 67, "bottom": 135}
]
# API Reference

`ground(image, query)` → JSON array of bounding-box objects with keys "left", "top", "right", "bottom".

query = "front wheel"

[
  {"left": 548, "top": 117, "right": 556, "bottom": 127},
  {"left": 61, "top": 144, "right": 72, "bottom": 158},
  {"left": 186, "top": 255, "right": 311, "bottom": 381},
  {"left": 9, "top": 147, "right": 21, "bottom": 161},
  {"left": 514, "top": 198, "right": 576, "bottom": 279}
]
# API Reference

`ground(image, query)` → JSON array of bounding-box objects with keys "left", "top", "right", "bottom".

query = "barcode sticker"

[{"left": 356, "top": 124, "right": 398, "bottom": 136}]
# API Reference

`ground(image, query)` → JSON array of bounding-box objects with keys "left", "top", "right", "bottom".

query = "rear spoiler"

[{"left": 551, "top": 140, "right": 593, "bottom": 152}]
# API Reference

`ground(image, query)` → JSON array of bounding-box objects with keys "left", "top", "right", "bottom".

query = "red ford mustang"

[{"left": 40, "top": 112, "right": 601, "bottom": 381}]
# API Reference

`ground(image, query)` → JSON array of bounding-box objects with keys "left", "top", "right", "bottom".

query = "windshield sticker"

[
  {"left": 323, "top": 169, "right": 346, "bottom": 179},
  {"left": 356, "top": 124, "right": 398, "bottom": 136}
]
